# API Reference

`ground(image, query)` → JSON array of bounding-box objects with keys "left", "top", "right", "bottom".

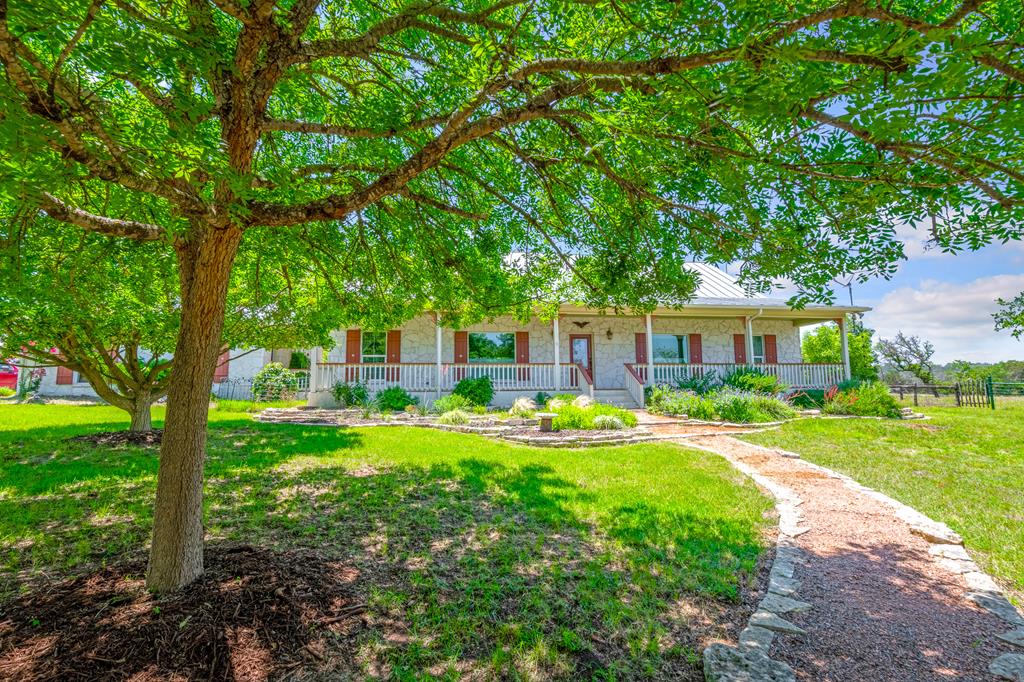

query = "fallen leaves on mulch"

[
  {"left": 68, "top": 430, "right": 164, "bottom": 447},
  {"left": 0, "top": 544, "right": 364, "bottom": 682}
]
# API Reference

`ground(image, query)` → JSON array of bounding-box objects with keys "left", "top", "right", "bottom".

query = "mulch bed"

[
  {"left": 68, "top": 430, "right": 164, "bottom": 447},
  {"left": 0, "top": 544, "right": 363, "bottom": 682}
]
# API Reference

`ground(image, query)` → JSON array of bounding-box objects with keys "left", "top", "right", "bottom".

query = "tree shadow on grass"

[{"left": 1, "top": 445, "right": 767, "bottom": 680}]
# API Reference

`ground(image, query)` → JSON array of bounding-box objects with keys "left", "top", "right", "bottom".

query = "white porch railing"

[
  {"left": 441, "top": 363, "right": 575, "bottom": 391},
  {"left": 628, "top": 362, "right": 846, "bottom": 389},
  {"left": 317, "top": 363, "right": 438, "bottom": 392},
  {"left": 624, "top": 364, "right": 646, "bottom": 407},
  {"left": 316, "top": 362, "right": 582, "bottom": 393}
]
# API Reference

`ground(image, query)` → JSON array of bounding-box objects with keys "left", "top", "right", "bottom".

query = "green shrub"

[
  {"left": 550, "top": 402, "right": 637, "bottom": 430},
  {"left": 0, "top": 387, "right": 14, "bottom": 398},
  {"left": 534, "top": 391, "right": 551, "bottom": 407},
  {"left": 713, "top": 389, "right": 797, "bottom": 423},
  {"left": 592, "top": 414, "right": 625, "bottom": 430},
  {"left": 431, "top": 393, "right": 473, "bottom": 414},
  {"left": 646, "top": 385, "right": 716, "bottom": 420},
  {"left": 452, "top": 376, "right": 494, "bottom": 406},
  {"left": 332, "top": 381, "right": 370, "bottom": 407},
  {"left": 437, "top": 409, "right": 471, "bottom": 425},
  {"left": 509, "top": 397, "right": 536, "bottom": 417},
  {"left": 472, "top": 405, "right": 488, "bottom": 415},
  {"left": 251, "top": 363, "right": 299, "bottom": 401},
  {"left": 288, "top": 351, "right": 310, "bottom": 369},
  {"left": 675, "top": 370, "right": 719, "bottom": 395},
  {"left": 722, "top": 367, "right": 786, "bottom": 395},
  {"left": 823, "top": 381, "right": 901, "bottom": 418},
  {"left": 375, "top": 386, "right": 418, "bottom": 412}
]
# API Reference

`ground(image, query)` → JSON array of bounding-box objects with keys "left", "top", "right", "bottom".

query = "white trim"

[
  {"left": 552, "top": 316, "right": 561, "bottom": 391},
  {"left": 839, "top": 315, "right": 852, "bottom": 381}
]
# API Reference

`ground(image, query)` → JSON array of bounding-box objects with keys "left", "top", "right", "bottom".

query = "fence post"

[
  {"left": 987, "top": 376, "right": 995, "bottom": 410},
  {"left": 913, "top": 384, "right": 918, "bottom": 407},
  {"left": 954, "top": 382, "right": 961, "bottom": 407}
]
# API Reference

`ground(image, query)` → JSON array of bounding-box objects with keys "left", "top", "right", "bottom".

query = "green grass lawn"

[
  {"left": 743, "top": 404, "right": 1024, "bottom": 605},
  {"left": 0, "top": 403, "right": 771, "bottom": 679}
]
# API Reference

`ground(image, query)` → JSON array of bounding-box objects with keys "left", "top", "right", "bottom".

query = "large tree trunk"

[
  {"left": 128, "top": 394, "right": 154, "bottom": 433},
  {"left": 147, "top": 226, "right": 242, "bottom": 592}
]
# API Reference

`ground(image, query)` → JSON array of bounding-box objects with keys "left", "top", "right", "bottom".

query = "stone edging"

[
  {"left": 729, "top": 440, "right": 1024, "bottom": 681},
  {"left": 683, "top": 440, "right": 809, "bottom": 682}
]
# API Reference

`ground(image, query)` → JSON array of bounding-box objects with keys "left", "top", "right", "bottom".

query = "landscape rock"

[
  {"left": 990, "top": 653, "right": 1024, "bottom": 681},
  {"left": 738, "top": 626, "right": 775, "bottom": 652},
  {"left": 909, "top": 522, "right": 963, "bottom": 545},
  {"left": 997, "top": 629, "right": 1024, "bottom": 648},
  {"left": 704, "top": 643, "right": 796, "bottom": 682},
  {"left": 967, "top": 592, "right": 1024, "bottom": 626},
  {"left": 748, "top": 611, "right": 806, "bottom": 635},
  {"left": 759, "top": 593, "right": 812, "bottom": 614}
]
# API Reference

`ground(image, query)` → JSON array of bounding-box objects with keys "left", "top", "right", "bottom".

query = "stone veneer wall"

[{"left": 328, "top": 313, "right": 802, "bottom": 390}]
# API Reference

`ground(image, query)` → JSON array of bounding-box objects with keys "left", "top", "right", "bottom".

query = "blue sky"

[{"left": 824, "top": 230, "right": 1024, "bottom": 363}]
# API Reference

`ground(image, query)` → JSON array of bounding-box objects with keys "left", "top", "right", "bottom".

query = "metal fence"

[
  {"left": 888, "top": 379, "right": 1018, "bottom": 409},
  {"left": 212, "top": 372, "right": 309, "bottom": 403}
]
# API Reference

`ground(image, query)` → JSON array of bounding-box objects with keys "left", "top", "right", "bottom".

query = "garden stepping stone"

[
  {"left": 703, "top": 643, "right": 796, "bottom": 682},
  {"left": 997, "top": 630, "right": 1024, "bottom": 648},
  {"left": 738, "top": 626, "right": 775, "bottom": 652},
  {"left": 990, "top": 653, "right": 1024, "bottom": 681}
]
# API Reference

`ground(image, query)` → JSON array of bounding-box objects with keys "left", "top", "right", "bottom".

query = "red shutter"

[
  {"left": 454, "top": 332, "right": 468, "bottom": 362},
  {"left": 764, "top": 335, "right": 778, "bottom": 364},
  {"left": 213, "top": 350, "right": 230, "bottom": 383},
  {"left": 386, "top": 330, "right": 401, "bottom": 381},
  {"left": 515, "top": 331, "right": 530, "bottom": 380},
  {"left": 688, "top": 334, "right": 702, "bottom": 364},
  {"left": 454, "top": 331, "right": 468, "bottom": 380},
  {"left": 345, "top": 329, "right": 361, "bottom": 381},
  {"left": 56, "top": 366, "right": 73, "bottom": 385},
  {"left": 634, "top": 333, "right": 648, "bottom": 363},
  {"left": 733, "top": 334, "right": 747, "bottom": 364}
]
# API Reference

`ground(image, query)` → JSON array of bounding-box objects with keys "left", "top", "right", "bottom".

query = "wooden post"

[
  {"left": 954, "top": 382, "right": 962, "bottom": 407},
  {"left": 913, "top": 384, "right": 918, "bottom": 407}
]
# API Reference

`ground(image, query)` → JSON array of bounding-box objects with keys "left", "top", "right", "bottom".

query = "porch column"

[
  {"left": 838, "top": 314, "right": 852, "bottom": 381},
  {"left": 744, "top": 316, "right": 755, "bottom": 367},
  {"left": 309, "top": 347, "right": 321, "bottom": 393},
  {"left": 435, "top": 315, "right": 443, "bottom": 398},
  {"left": 645, "top": 313, "right": 654, "bottom": 386},
  {"left": 552, "top": 315, "right": 561, "bottom": 391}
]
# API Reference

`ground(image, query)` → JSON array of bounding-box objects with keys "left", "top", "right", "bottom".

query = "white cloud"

[{"left": 865, "top": 274, "right": 1024, "bottom": 362}]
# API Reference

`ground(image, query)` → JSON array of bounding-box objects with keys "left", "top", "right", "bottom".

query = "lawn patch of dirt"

[
  {"left": 68, "top": 429, "right": 163, "bottom": 447},
  {"left": 0, "top": 544, "right": 363, "bottom": 681}
]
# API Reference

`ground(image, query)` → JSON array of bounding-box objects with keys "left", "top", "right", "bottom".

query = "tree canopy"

[
  {"left": 801, "top": 317, "right": 879, "bottom": 381},
  {"left": 3, "top": 0, "right": 1023, "bottom": 591},
  {"left": 877, "top": 331, "right": 936, "bottom": 383}
]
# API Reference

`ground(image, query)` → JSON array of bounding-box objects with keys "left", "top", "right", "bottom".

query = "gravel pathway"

[{"left": 685, "top": 434, "right": 1022, "bottom": 682}]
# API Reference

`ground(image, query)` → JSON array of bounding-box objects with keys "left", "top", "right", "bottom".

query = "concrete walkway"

[{"left": 682, "top": 435, "right": 1023, "bottom": 682}]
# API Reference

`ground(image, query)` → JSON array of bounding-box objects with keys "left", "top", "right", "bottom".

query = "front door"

[{"left": 569, "top": 334, "right": 593, "bottom": 387}]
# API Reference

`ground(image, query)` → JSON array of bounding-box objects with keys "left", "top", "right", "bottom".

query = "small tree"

[
  {"left": 801, "top": 317, "right": 879, "bottom": 381},
  {"left": 877, "top": 332, "right": 936, "bottom": 384},
  {"left": 0, "top": 219, "right": 337, "bottom": 431}
]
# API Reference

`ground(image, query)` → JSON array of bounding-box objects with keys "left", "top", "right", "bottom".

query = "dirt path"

[{"left": 686, "top": 434, "right": 1023, "bottom": 682}]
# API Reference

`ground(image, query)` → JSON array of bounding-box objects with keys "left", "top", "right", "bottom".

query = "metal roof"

[{"left": 684, "top": 263, "right": 765, "bottom": 300}]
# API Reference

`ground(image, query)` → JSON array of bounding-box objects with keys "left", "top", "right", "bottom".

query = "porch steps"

[{"left": 593, "top": 389, "right": 642, "bottom": 408}]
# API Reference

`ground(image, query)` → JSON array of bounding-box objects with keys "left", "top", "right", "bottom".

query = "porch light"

[{"left": 606, "top": 329, "right": 613, "bottom": 340}]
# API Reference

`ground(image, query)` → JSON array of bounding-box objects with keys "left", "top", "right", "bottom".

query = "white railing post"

[
  {"left": 744, "top": 316, "right": 755, "bottom": 368},
  {"left": 838, "top": 315, "right": 851, "bottom": 382},
  {"left": 645, "top": 313, "right": 654, "bottom": 387},
  {"left": 435, "top": 316, "right": 443, "bottom": 398},
  {"left": 309, "top": 347, "right": 321, "bottom": 393},
  {"left": 552, "top": 316, "right": 561, "bottom": 391}
]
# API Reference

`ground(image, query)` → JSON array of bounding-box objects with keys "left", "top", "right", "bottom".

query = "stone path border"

[
  {"left": 684, "top": 440, "right": 808, "bottom": 681},
  {"left": 689, "top": 436, "right": 1024, "bottom": 682}
]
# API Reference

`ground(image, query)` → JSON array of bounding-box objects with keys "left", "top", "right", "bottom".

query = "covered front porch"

[{"left": 306, "top": 307, "right": 856, "bottom": 407}]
